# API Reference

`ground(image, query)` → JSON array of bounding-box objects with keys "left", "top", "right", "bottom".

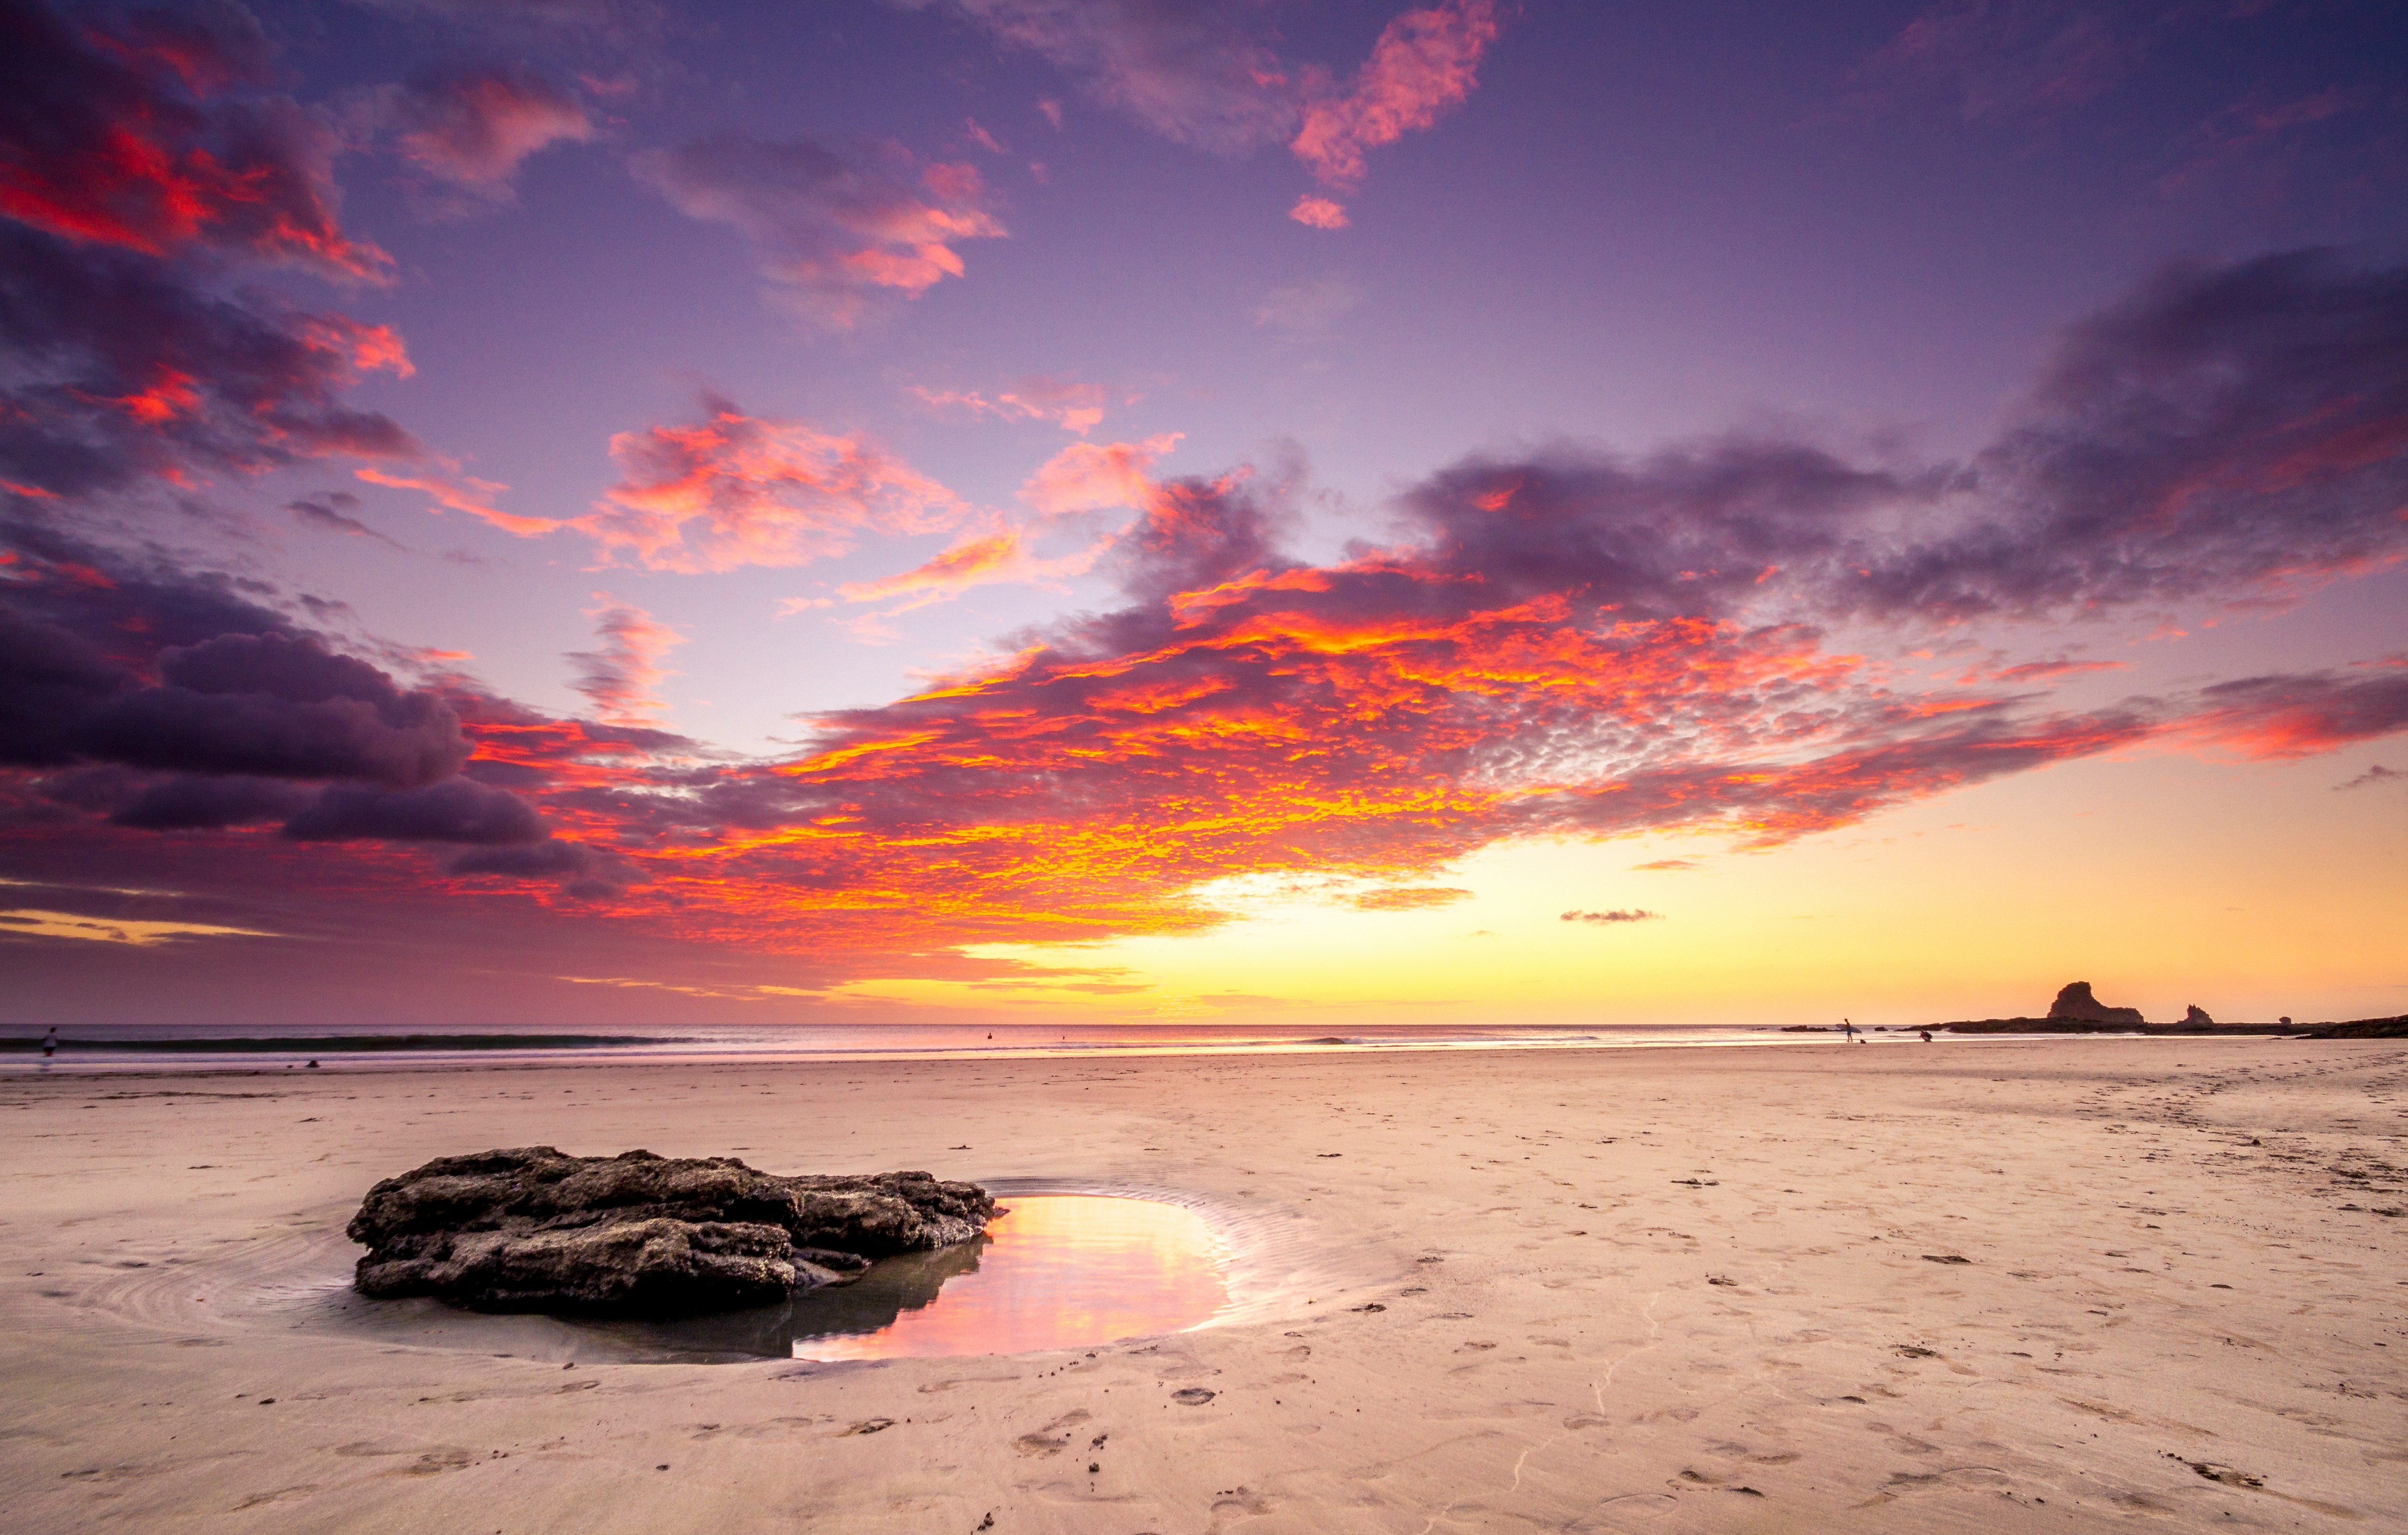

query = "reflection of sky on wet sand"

[{"left": 797, "top": 1196, "right": 1228, "bottom": 1361}]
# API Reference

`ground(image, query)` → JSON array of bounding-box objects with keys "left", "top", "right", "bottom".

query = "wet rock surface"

[{"left": 347, "top": 1147, "right": 995, "bottom": 1316}]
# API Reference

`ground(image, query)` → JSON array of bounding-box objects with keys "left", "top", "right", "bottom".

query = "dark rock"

[
  {"left": 2298, "top": 1015, "right": 2408, "bottom": 1039},
  {"left": 2184, "top": 1004, "right": 2214, "bottom": 1026},
  {"left": 2047, "top": 981, "right": 2144, "bottom": 1025},
  {"left": 346, "top": 1147, "right": 994, "bottom": 1316}
]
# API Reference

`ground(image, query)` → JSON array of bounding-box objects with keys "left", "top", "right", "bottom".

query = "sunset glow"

[{"left": 1, "top": 0, "right": 2402, "bottom": 1028}]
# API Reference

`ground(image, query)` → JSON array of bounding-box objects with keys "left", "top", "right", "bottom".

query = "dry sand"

[{"left": 2, "top": 1039, "right": 2404, "bottom": 1533}]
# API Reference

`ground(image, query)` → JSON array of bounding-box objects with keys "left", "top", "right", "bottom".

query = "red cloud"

[
  {"left": 0, "top": 0, "right": 387, "bottom": 279},
  {"left": 573, "top": 397, "right": 967, "bottom": 572},
  {"left": 1290, "top": 0, "right": 1500, "bottom": 189}
]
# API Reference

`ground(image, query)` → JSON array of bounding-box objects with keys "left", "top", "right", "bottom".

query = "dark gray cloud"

[
  {"left": 283, "top": 777, "right": 544, "bottom": 843},
  {"left": 109, "top": 773, "right": 314, "bottom": 830},
  {"left": 74, "top": 632, "right": 469, "bottom": 787},
  {"left": 1849, "top": 251, "right": 2408, "bottom": 622}
]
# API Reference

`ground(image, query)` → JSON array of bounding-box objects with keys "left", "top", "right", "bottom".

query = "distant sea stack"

[
  {"left": 2184, "top": 1004, "right": 2214, "bottom": 1026},
  {"left": 2047, "top": 981, "right": 2145, "bottom": 1025}
]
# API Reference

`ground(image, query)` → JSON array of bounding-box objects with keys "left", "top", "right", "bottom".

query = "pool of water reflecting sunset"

[{"left": 794, "top": 1194, "right": 1230, "bottom": 1361}]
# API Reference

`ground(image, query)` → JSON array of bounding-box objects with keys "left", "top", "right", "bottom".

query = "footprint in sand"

[{"left": 1014, "top": 1409, "right": 1091, "bottom": 1454}]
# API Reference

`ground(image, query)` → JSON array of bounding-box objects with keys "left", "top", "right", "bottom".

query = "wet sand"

[{"left": 2, "top": 1039, "right": 2403, "bottom": 1533}]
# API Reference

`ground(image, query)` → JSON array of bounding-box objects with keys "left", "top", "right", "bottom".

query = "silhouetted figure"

[
  {"left": 1919, "top": 1029, "right": 1933, "bottom": 1042},
  {"left": 42, "top": 1027, "right": 58, "bottom": 1059}
]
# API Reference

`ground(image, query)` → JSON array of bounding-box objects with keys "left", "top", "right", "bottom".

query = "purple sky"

[{"left": 3, "top": 0, "right": 2405, "bottom": 1027}]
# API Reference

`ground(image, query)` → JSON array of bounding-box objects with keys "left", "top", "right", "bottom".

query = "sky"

[{"left": 2, "top": 0, "right": 2404, "bottom": 1030}]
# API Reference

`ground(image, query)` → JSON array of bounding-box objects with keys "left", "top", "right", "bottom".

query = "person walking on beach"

[
  {"left": 42, "top": 1027, "right": 57, "bottom": 1059},
  {"left": 1842, "top": 1018, "right": 1856, "bottom": 1043}
]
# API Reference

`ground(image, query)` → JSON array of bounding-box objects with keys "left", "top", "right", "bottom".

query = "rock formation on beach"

[
  {"left": 347, "top": 1147, "right": 995, "bottom": 1316},
  {"left": 2047, "top": 981, "right": 2145, "bottom": 1025},
  {"left": 2184, "top": 1004, "right": 2214, "bottom": 1026}
]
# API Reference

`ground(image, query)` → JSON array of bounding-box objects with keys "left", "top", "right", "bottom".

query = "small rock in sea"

[
  {"left": 346, "top": 1147, "right": 994, "bottom": 1317},
  {"left": 2184, "top": 1004, "right": 2215, "bottom": 1026}
]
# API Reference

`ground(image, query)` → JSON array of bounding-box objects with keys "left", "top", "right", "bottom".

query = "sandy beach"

[{"left": 3, "top": 1038, "right": 2403, "bottom": 1534}]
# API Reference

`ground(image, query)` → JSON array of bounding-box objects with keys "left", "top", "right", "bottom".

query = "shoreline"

[{"left": 5, "top": 1017, "right": 2393, "bottom": 1079}]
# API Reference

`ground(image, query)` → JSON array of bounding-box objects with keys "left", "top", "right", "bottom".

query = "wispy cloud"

[
  {"left": 1841, "top": 0, "right": 2160, "bottom": 125},
  {"left": 1253, "top": 274, "right": 1360, "bottom": 334},
  {"left": 907, "top": 376, "right": 1116, "bottom": 434},
  {"left": 567, "top": 598, "right": 685, "bottom": 726},
  {"left": 632, "top": 134, "right": 1005, "bottom": 327},
  {"left": 0, "top": 908, "right": 276, "bottom": 946},
  {"left": 1354, "top": 886, "right": 1472, "bottom": 911},
  {"left": 1561, "top": 909, "right": 1662, "bottom": 924}
]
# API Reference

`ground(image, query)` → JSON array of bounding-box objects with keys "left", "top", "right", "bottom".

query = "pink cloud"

[
  {"left": 1019, "top": 434, "right": 1183, "bottom": 515},
  {"left": 355, "top": 467, "right": 555, "bottom": 536},
  {"left": 1288, "top": 195, "right": 1349, "bottom": 230},
  {"left": 385, "top": 69, "right": 594, "bottom": 199},
  {"left": 572, "top": 396, "right": 967, "bottom": 573},
  {"left": 566, "top": 598, "right": 685, "bottom": 727},
  {"left": 1290, "top": 0, "right": 1500, "bottom": 189},
  {"left": 908, "top": 375, "right": 1115, "bottom": 434},
  {"left": 632, "top": 135, "right": 1007, "bottom": 328}
]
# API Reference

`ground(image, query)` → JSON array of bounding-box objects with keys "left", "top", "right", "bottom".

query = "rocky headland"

[
  {"left": 347, "top": 1147, "right": 995, "bottom": 1316},
  {"left": 1933, "top": 982, "right": 2408, "bottom": 1038}
]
